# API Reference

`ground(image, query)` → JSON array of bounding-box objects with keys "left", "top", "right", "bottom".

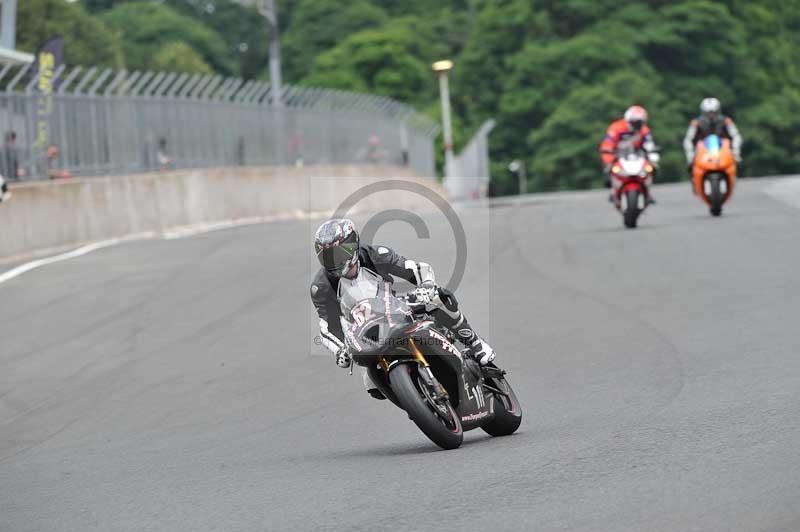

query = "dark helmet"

[{"left": 314, "top": 218, "right": 359, "bottom": 277}]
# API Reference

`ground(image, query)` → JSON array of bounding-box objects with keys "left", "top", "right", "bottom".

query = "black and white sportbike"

[{"left": 340, "top": 268, "right": 522, "bottom": 450}]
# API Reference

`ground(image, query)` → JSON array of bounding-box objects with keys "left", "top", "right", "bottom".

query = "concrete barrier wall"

[{"left": 0, "top": 165, "right": 443, "bottom": 262}]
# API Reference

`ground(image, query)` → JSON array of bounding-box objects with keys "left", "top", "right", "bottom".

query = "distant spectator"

[
  {"left": 368, "top": 134, "right": 381, "bottom": 163},
  {"left": 1, "top": 131, "right": 23, "bottom": 181},
  {"left": 40, "top": 144, "right": 71, "bottom": 179},
  {"left": 143, "top": 133, "right": 158, "bottom": 171},
  {"left": 237, "top": 135, "right": 246, "bottom": 166},
  {"left": 356, "top": 134, "right": 387, "bottom": 164},
  {"left": 156, "top": 138, "right": 174, "bottom": 170},
  {"left": 288, "top": 130, "right": 304, "bottom": 167}
]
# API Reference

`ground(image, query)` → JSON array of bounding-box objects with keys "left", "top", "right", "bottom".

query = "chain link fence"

[{"left": 0, "top": 64, "right": 439, "bottom": 181}]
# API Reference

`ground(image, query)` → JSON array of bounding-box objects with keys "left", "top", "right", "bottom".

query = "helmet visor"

[{"left": 316, "top": 234, "right": 359, "bottom": 273}]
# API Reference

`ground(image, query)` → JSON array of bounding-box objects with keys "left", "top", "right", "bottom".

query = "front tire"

[
  {"left": 707, "top": 175, "right": 724, "bottom": 216},
  {"left": 390, "top": 364, "right": 463, "bottom": 450},
  {"left": 623, "top": 189, "right": 640, "bottom": 228}
]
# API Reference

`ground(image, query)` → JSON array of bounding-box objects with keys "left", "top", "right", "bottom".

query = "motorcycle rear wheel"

[
  {"left": 390, "top": 364, "right": 463, "bottom": 450},
  {"left": 481, "top": 370, "right": 522, "bottom": 437}
]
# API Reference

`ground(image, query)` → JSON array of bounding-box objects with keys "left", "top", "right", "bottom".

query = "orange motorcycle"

[{"left": 691, "top": 134, "right": 737, "bottom": 216}]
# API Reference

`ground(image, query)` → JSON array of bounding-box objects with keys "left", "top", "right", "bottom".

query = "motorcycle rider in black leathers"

[
  {"left": 310, "top": 218, "right": 495, "bottom": 398},
  {"left": 684, "top": 97, "right": 743, "bottom": 177}
]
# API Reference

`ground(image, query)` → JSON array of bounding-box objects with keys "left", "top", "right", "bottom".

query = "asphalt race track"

[{"left": 2, "top": 178, "right": 799, "bottom": 532}]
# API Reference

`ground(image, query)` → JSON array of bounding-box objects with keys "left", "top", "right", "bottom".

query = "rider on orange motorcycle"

[
  {"left": 600, "top": 105, "right": 659, "bottom": 204},
  {"left": 683, "top": 98, "right": 742, "bottom": 176}
]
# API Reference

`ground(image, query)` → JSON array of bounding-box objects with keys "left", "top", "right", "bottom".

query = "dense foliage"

[{"left": 17, "top": 0, "right": 800, "bottom": 191}]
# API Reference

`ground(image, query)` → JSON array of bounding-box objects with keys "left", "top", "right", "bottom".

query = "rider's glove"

[
  {"left": 412, "top": 281, "right": 437, "bottom": 306},
  {"left": 334, "top": 346, "right": 351, "bottom": 368}
]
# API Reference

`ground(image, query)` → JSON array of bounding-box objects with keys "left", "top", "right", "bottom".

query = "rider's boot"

[
  {"left": 464, "top": 331, "right": 497, "bottom": 366},
  {"left": 429, "top": 288, "right": 497, "bottom": 366},
  {"left": 444, "top": 314, "right": 496, "bottom": 366}
]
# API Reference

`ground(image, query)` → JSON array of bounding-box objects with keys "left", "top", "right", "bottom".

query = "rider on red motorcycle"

[{"left": 600, "top": 105, "right": 659, "bottom": 204}]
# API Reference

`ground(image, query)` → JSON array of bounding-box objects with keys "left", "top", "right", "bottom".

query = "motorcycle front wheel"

[
  {"left": 623, "top": 189, "right": 640, "bottom": 228},
  {"left": 708, "top": 175, "right": 724, "bottom": 216},
  {"left": 390, "top": 363, "right": 463, "bottom": 450}
]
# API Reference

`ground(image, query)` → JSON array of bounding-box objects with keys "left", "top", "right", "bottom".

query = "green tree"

[
  {"left": 81, "top": 0, "right": 268, "bottom": 78},
  {"left": 157, "top": 0, "right": 270, "bottom": 80},
  {"left": 453, "top": 0, "right": 550, "bottom": 127},
  {"left": 101, "top": 2, "right": 236, "bottom": 75},
  {"left": 152, "top": 42, "right": 214, "bottom": 75},
  {"left": 17, "top": 0, "right": 123, "bottom": 68},
  {"left": 282, "top": 0, "right": 388, "bottom": 82},
  {"left": 301, "top": 24, "right": 433, "bottom": 106},
  {"left": 81, "top": 0, "right": 117, "bottom": 13},
  {"left": 741, "top": 89, "right": 800, "bottom": 176}
]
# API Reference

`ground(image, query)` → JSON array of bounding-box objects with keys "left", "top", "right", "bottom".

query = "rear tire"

[
  {"left": 390, "top": 364, "right": 463, "bottom": 450},
  {"left": 481, "top": 371, "right": 522, "bottom": 437},
  {"left": 623, "top": 189, "right": 640, "bottom": 228}
]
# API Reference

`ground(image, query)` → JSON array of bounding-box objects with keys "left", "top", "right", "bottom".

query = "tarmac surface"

[{"left": 2, "top": 178, "right": 799, "bottom": 531}]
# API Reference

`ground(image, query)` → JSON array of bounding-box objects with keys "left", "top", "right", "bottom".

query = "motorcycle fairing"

[
  {"left": 618, "top": 156, "right": 645, "bottom": 177},
  {"left": 692, "top": 134, "right": 737, "bottom": 204},
  {"left": 337, "top": 267, "right": 494, "bottom": 429}
]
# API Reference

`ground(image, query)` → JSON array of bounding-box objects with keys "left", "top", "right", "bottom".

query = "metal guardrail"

[
  {"left": 0, "top": 65, "right": 439, "bottom": 180},
  {"left": 447, "top": 119, "right": 496, "bottom": 200}
]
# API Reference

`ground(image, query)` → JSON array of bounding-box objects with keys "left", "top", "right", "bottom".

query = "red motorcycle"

[{"left": 607, "top": 142, "right": 656, "bottom": 228}]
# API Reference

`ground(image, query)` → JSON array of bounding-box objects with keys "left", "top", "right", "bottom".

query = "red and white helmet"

[{"left": 624, "top": 105, "right": 648, "bottom": 130}]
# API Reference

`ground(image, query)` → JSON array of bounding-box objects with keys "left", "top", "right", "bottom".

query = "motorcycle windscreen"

[
  {"left": 704, "top": 134, "right": 721, "bottom": 155},
  {"left": 338, "top": 268, "right": 382, "bottom": 316}
]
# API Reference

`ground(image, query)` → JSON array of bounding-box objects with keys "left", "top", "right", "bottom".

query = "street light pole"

[
  {"left": 432, "top": 60, "right": 455, "bottom": 180},
  {"left": 509, "top": 159, "right": 527, "bottom": 196},
  {"left": 0, "top": 0, "right": 18, "bottom": 50},
  {"left": 231, "top": 0, "right": 283, "bottom": 106},
  {"left": 260, "top": 0, "right": 283, "bottom": 107}
]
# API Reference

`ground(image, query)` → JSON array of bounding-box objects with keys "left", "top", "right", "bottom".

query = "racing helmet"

[
  {"left": 624, "top": 105, "right": 648, "bottom": 131},
  {"left": 314, "top": 218, "right": 360, "bottom": 277},
  {"left": 700, "top": 97, "right": 721, "bottom": 119}
]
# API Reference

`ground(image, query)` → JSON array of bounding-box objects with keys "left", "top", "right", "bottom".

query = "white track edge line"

[
  {"left": 0, "top": 211, "right": 329, "bottom": 285},
  {"left": 0, "top": 206, "right": 371, "bottom": 286}
]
